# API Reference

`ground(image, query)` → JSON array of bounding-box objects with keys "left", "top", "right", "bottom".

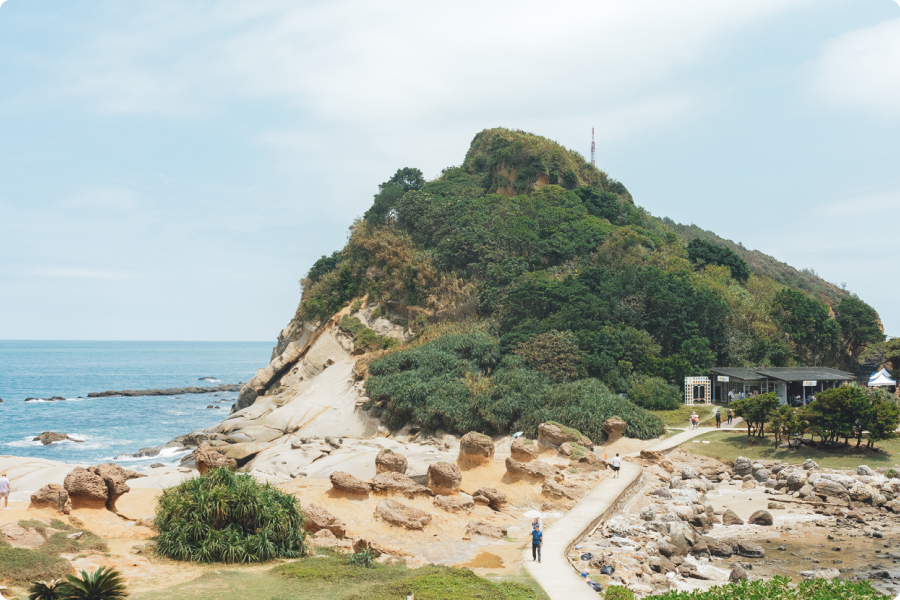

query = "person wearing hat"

[
  {"left": 531, "top": 523, "right": 543, "bottom": 563},
  {"left": 0, "top": 472, "right": 9, "bottom": 509}
]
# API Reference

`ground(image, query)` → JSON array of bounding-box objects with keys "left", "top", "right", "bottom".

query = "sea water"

[{"left": 0, "top": 340, "right": 271, "bottom": 468}]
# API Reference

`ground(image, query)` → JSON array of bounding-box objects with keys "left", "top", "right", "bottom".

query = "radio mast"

[{"left": 591, "top": 127, "right": 596, "bottom": 167}]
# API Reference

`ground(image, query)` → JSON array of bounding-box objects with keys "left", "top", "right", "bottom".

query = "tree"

[
  {"left": 512, "top": 330, "right": 586, "bottom": 383},
  {"left": 60, "top": 567, "right": 127, "bottom": 600},
  {"left": 769, "top": 405, "right": 803, "bottom": 448},
  {"left": 773, "top": 289, "right": 841, "bottom": 366},
  {"left": 803, "top": 386, "right": 869, "bottom": 446},
  {"left": 730, "top": 392, "right": 779, "bottom": 438},
  {"left": 835, "top": 297, "right": 884, "bottom": 366},
  {"left": 626, "top": 374, "right": 682, "bottom": 410},
  {"left": 28, "top": 580, "right": 63, "bottom": 600},
  {"left": 363, "top": 167, "right": 425, "bottom": 223},
  {"left": 687, "top": 238, "right": 750, "bottom": 283}
]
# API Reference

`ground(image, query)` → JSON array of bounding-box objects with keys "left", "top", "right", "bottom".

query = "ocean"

[{"left": 0, "top": 340, "right": 272, "bottom": 468}]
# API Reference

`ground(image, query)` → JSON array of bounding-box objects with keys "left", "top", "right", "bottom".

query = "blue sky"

[{"left": 1, "top": 0, "right": 899, "bottom": 341}]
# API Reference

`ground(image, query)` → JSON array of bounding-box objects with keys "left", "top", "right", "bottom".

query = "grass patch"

[
  {"left": 654, "top": 404, "right": 717, "bottom": 428},
  {"left": 682, "top": 430, "right": 900, "bottom": 469},
  {"left": 340, "top": 315, "right": 400, "bottom": 352},
  {"left": 0, "top": 535, "right": 72, "bottom": 586},
  {"left": 347, "top": 567, "right": 539, "bottom": 600}
]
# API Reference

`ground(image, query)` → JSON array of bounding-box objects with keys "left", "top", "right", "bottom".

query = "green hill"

[{"left": 292, "top": 128, "right": 883, "bottom": 442}]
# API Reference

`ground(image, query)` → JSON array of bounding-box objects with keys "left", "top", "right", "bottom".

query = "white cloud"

[
  {"left": 809, "top": 16, "right": 900, "bottom": 118},
  {"left": 35, "top": 268, "right": 137, "bottom": 280}
]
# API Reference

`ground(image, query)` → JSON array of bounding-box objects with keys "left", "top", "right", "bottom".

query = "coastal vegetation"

[
  {"left": 292, "top": 128, "right": 885, "bottom": 440},
  {"left": 650, "top": 575, "right": 890, "bottom": 600},
  {"left": 153, "top": 468, "right": 308, "bottom": 563},
  {"left": 0, "top": 519, "right": 107, "bottom": 587}
]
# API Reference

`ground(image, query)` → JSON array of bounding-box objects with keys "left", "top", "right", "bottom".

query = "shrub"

[
  {"left": 604, "top": 586, "right": 635, "bottom": 600},
  {"left": 28, "top": 578, "right": 63, "bottom": 600},
  {"left": 626, "top": 374, "right": 681, "bottom": 410},
  {"left": 651, "top": 576, "right": 890, "bottom": 599},
  {"left": 887, "top": 468, "right": 898, "bottom": 479},
  {"left": 60, "top": 567, "right": 127, "bottom": 600},
  {"left": 154, "top": 468, "right": 308, "bottom": 563},
  {"left": 339, "top": 316, "right": 400, "bottom": 352},
  {"left": 348, "top": 548, "right": 377, "bottom": 568},
  {"left": 512, "top": 330, "right": 586, "bottom": 383}
]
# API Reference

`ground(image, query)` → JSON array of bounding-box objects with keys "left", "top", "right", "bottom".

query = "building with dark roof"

[{"left": 707, "top": 366, "right": 854, "bottom": 406}]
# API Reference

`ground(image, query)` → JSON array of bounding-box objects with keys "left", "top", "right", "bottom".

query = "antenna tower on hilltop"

[{"left": 591, "top": 127, "right": 596, "bottom": 168}]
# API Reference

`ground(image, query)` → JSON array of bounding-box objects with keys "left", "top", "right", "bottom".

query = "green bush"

[
  {"left": 59, "top": 567, "right": 127, "bottom": 600},
  {"left": 626, "top": 374, "right": 682, "bottom": 411},
  {"left": 346, "top": 565, "right": 538, "bottom": 600},
  {"left": 154, "top": 468, "right": 308, "bottom": 563},
  {"left": 650, "top": 576, "right": 889, "bottom": 599},
  {"left": 604, "top": 586, "right": 635, "bottom": 600},
  {"left": 348, "top": 548, "right": 377, "bottom": 568}
]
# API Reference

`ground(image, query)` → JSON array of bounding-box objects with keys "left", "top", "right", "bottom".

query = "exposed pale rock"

[
  {"left": 472, "top": 487, "right": 506, "bottom": 511},
  {"left": 193, "top": 442, "right": 238, "bottom": 475},
  {"left": 303, "top": 503, "right": 346, "bottom": 538},
  {"left": 90, "top": 463, "right": 131, "bottom": 512},
  {"left": 815, "top": 480, "right": 849, "bottom": 500},
  {"left": 639, "top": 449, "right": 674, "bottom": 473},
  {"left": 510, "top": 438, "right": 539, "bottom": 462},
  {"left": 753, "top": 469, "right": 771, "bottom": 483},
  {"left": 64, "top": 466, "right": 108, "bottom": 508},
  {"left": 462, "top": 520, "right": 507, "bottom": 540},
  {"left": 803, "top": 458, "right": 819, "bottom": 470},
  {"left": 330, "top": 471, "right": 371, "bottom": 496},
  {"left": 374, "top": 499, "right": 432, "bottom": 530},
  {"left": 538, "top": 422, "right": 589, "bottom": 449},
  {"left": 30, "top": 484, "right": 71, "bottom": 514},
  {"left": 457, "top": 432, "right": 494, "bottom": 467},
  {"left": 542, "top": 479, "right": 580, "bottom": 501},
  {"left": 858, "top": 465, "right": 875, "bottom": 477},
  {"left": 375, "top": 449, "right": 408, "bottom": 475},
  {"left": 603, "top": 417, "right": 627, "bottom": 442},
  {"left": 434, "top": 495, "right": 474, "bottom": 512},
  {"left": 733, "top": 456, "right": 752, "bottom": 476},
  {"left": 0, "top": 524, "right": 45, "bottom": 549},
  {"left": 371, "top": 472, "right": 430, "bottom": 497},
  {"left": 427, "top": 462, "right": 461, "bottom": 495},
  {"left": 558, "top": 442, "right": 574, "bottom": 457},
  {"left": 849, "top": 483, "right": 874, "bottom": 503},
  {"left": 681, "top": 467, "right": 699, "bottom": 480},
  {"left": 505, "top": 457, "right": 555, "bottom": 480}
]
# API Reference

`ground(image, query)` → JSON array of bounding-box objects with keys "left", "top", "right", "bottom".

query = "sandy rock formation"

[
  {"left": 303, "top": 503, "right": 347, "bottom": 538},
  {"left": 505, "top": 457, "right": 555, "bottom": 480},
  {"left": 462, "top": 521, "right": 507, "bottom": 540},
  {"left": 374, "top": 499, "right": 432, "bottom": 530},
  {"left": 375, "top": 448, "right": 408, "bottom": 474},
  {"left": 434, "top": 495, "right": 475, "bottom": 512},
  {"left": 427, "top": 462, "right": 461, "bottom": 495},
  {"left": 537, "top": 422, "right": 590, "bottom": 449},
  {"left": 472, "top": 487, "right": 506, "bottom": 511},
  {"left": 457, "top": 432, "right": 494, "bottom": 467},
  {"left": 510, "top": 438, "right": 539, "bottom": 462},
  {"left": 193, "top": 442, "right": 238, "bottom": 475},
  {"left": 30, "top": 483, "right": 72, "bottom": 514},
  {"left": 639, "top": 450, "right": 674, "bottom": 473},
  {"left": 0, "top": 523, "right": 46, "bottom": 549},
  {"left": 603, "top": 417, "right": 627, "bottom": 443},
  {"left": 64, "top": 466, "right": 113, "bottom": 509},
  {"left": 330, "top": 471, "right": 372, "bottom": 496},
  {"left": 748, "top": 510, "right": 773, "bottom": 526},
  {"left": 721, "top": 509, "right": 743, "bottom": 525},
  {"left": 371, "top": 472, "right": 430, "bottom": 498},
  {"left": 542, "top": 479, "right": 582, "bottom": 502}
]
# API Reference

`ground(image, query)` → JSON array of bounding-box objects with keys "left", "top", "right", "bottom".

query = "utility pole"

[{"left": 591, "top": 127, "right": 596, "bottom": 168}]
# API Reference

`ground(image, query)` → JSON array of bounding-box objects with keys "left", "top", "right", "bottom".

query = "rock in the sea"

[
  {"left": 374, "top": 499, "right": 432, "bottom": 530},
  {"left": 729, "top": 567, "right": 748, "bottom": 582},
  {"left": 722, "top": 509, "right": 744, "bottom": 525},
  {"left": 472, "top": 487, "right": 506, "bottom": 511},
  {"left": 735, "top": 541, "right": 765, "bottom": 558},
  {"left": 427, "top": 462, "right": 461, "bottom": 495},
  {"left": 510, "top": 438, "right": 539, "bottom": 462},
  {"left": 603, "top": 417, "right": 627, "bottom": 442},
  {"left": 371, "top": 472, "right": 430, "bottom": 498},
  {"left": 64, "top": 466, "right": 109, "bottom": 509},
  {"left": 457, "top": 432, "right": 494, "bottom": 467},
  {"left": 330, "top": 471, "right": 372, "bottom": 496},
  {"left": 462, "top": 520, "right": 507, "bottom": 540},
  {"left": 33, "top": 432, "right": 81, "bottom": 445},
  {"left": 375, "top": 448, "right": 408, "bottom": 474},
  {"left": 193, "top": 442, "right": 238, "bottom": 475},
  {"left": 434, "top": 495, "right": 474, "bottom": 512},
  {"left": 30, "top": 484, "right": 71, "bottom": 514},
  {"left": 303, "top": 503, "right": 346, "bottom": 538},
  {"left": 748, "top": 510, "right": 773, "bottom": 526},
  {"left": 857, "top": 465, "right": 875, "bottom": 477},
  {"left": 505, "top": 457, "right": 555, "bottom": 480}
]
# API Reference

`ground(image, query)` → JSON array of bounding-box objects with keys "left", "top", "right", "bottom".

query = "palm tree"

[
  {"left": 28, "top": 579, "right": 63, "bottom": 600},
  {"left": 60, "top": 567, "right": 128, "bottom": 600}
]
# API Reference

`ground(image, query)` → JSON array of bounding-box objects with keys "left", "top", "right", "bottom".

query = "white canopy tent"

[{"left": 868, "top": 368, "right": 897, "bottom": 388}]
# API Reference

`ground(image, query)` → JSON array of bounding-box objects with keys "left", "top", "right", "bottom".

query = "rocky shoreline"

[{"left": 86, "top": 383, "right": 241, "bottom": 398}]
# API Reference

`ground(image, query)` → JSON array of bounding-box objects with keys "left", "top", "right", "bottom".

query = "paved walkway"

[{"left": 525, "top": 424, "right": 738, "bottom": 599}]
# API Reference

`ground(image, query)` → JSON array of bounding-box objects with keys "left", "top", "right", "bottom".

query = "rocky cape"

[{"left": 86, "top": 383, "right": 241, "bottom": 398}]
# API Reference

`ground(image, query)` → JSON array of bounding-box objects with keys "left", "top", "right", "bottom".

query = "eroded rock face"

[
  {"left": 374, "top": 499, "right": 432, "bottom": 530},
  {"left": 815, "top": 480, "right": 849, "bottom": 500},
  {"left": 510, "top": 438, "right": 539, "bottom": 462},
  {"left": 722, "top": 509, "right": 744, "bottom": 525},
  {"left": 434, "top": 495, "right": 475, "bottom": 512},
  {"left": 603, "top": 417, "right": 627, "bottom": 442},
  {"left": 640, "top": 450, "right": 674, "bottom": 473},
  {"left": 733, "top": 456, "right": 752, "bottom": 476},
  {"left": 303, "top": 503, "right": 347, "bottom": 538},
  {"left": 735, "top": 541, "right": 765, "bottom": 558},
  {"left": 30, "top": 483, "right": 72, "bottom": 514},
  {"left": 0, "top": 524, "right": 45, "bottom": 549},
  {"left": 537, "top": 422, "right": 589, "bottom": 449},
  {"left": 462, "top": 520, "right": 507, "bottom": 540},
  {"left": 375, "top": 449, "right": 408, "bottom": 475},
  {"left": 458, "top": 432, "right": 494, "bottom": 467},
  {"left": 748, "top": 510, "right": 773, "bottom": 526},
  {"left": 505, "top": 457, "right": 555, "bottom": 480},
  {"left": 64, "top": 466, "right": 109, "bottom": 509},
  {"left": 371, "top": 472, "right": 430, "bottom": 497},
  {"left": 193, "top": 442, "right": 238, "bottom": 476},
  {"left": 472, "top": 487, "right": 506, "bottom": 511},
  {"left": 427, "top": 462, "right": 461, "bottom": 495},
  {"left": 330, "top": 471, "right": 372, "bottom": 496}
]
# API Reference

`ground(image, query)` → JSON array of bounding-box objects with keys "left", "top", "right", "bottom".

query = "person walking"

[
  {"left": 727, "top": 389, "right": 734, "bottom": 403},
  {"left": 531, "top": 516, "right": 543, "bottom": 532},
  {"left": 0, "top": 473, "right": 9, "bottom": 510},
  {"left": 715, "top": 409, "right": 722, "bottom": 429},
  {"left": 727, "top": 407, "right": 733, "bottom": 425},
  {"left": 531, "top": 524, "right": 543, "bottom": 562},
  {"left": 612, "top": 453, "right": 621, "bottom": 478}
]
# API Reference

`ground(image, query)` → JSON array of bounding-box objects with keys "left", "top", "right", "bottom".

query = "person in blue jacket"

[{"left": 531, "top": 524, "right": 543, "bottom": 562}]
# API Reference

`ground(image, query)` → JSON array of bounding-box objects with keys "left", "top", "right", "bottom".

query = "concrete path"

[{"left": 525, "top": 424, "right": 740, "bottom": 599}]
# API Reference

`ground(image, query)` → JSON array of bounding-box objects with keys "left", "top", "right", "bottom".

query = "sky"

[{"left": 1, "top": 0, "right": 899, "bottom": 341}]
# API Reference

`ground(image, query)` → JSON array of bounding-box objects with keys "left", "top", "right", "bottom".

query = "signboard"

[
  {"left": 802, "top": 380, "right": 817, "bottom": 387},
  {"left": 717, "top": 376, "right": 730, "bottom": 382}
]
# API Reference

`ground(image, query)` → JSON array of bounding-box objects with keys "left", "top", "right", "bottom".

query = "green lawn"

[
  {"left": 133, "top": 554, "right": 550, "bottom": 600},
  {"left": 681, "top": 430, "right": 900, "bottom": 470},
  {"left": 654, "top": 404, "right": 720, "bottom": 428}
]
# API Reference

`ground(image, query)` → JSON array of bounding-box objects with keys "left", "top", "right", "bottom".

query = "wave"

[
  {"left": 109, "top": 445, "right": 192, "bottom": 463},
  {"left": 3, "top": 433, "right": 106, "bottom": 451},
  {"left": 24, "top": 397, "right": 86, "bottom": 403}
]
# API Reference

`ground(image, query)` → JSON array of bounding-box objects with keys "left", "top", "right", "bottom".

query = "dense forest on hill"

[{"left": 292, "top": 129, "right": 883, "bottom": 442}]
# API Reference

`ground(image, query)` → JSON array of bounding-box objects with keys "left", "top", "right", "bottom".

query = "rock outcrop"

[
  {"left": 510, "top": 438, "right": 539, "bottom": 462},
  {"left": 603, "top": 417, "right": 627, "bottom": 443},
  {"left": 462, "top": 521, "right": 507, "bottom": 540},
  {"left": 303, "top": 503, "right": 347, "bottom": 538},
  {"left": 33, "top": 432, "right": 83, "bottom": 445},
  {"left": 457, "top": 432, "right": 494, "bottom": 467},
  {"left": 434, "top": 495, "right": 475, "bottom": 512},
  {"left": 427, "top": 462, "right": 461, "bottom": 495},
  {"left": 748, "top": 510, "right": 773, "bottom": 526},
  {"left": 30, "top": 484, "right": 71, "bottom": 514},
  {"left": 64, "top": 464, "right": 130, "bottom": 511},
  {"left": 537, "top": 422, "right": 590, "bottom": 449},
  {"left": 505, "top": 457, "right": 556, "bottom": 480},
  {"left": 371, "top": 472, "right": 430, "bottom": 498},
  {"left": 375, "top": 449, "right": 408, "bottom": 474},
  {"left": 330, "top": 471, "right": 372, "bottom": 496},
  {"left": 193, "top": 442, "right": 238, "bottom": 475},
  {"left": 472, "top": 487, "right": 506, "bottom": 511},
  {"left": 87, "top": 383, "right": 241, "bottom": 398},
  {"left": 374, "top": 499, "right": 432, "bottom": 530},
  {"left": 0, "top": 523, "right": 45, "bottom": 549}
]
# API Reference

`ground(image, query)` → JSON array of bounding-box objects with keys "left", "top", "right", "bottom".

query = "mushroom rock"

[
  {"left": 90, "top": 463, "right": 131, "bottom": 512},
  {"left": 64, "top": 466, "right": 109, "bottom": 509},
  {"left": 434, "top": 495, "right": 475, "bottom": 512},
  {"left": 603, "top": 417, "right": 627, "bottom": 443},
  {"left": 457, "top": 432, "right": 495, "bottom": 468},
  {"left": 472, "top": 487, "right": 506, "bottom": 511},
  {"left": 537, "top": 422, "right": 591, "bottom": 449},
  {"left": 510, "top": 438, "right": 539, "bottom": 462},
  {"left": 427, "top": 462, "right": 461, "bottom": 496},
  {"left": 375, "top": 448, "right": 408, "bottom": 475},
  {"left": 30, "top": 483, "right": 72, "bottom": 514},
  {"left": 371, "top": 472, "right": 430, "bottom": 498},
  {"left": 462, "top": 520, "right": 508, "bottom": 540},
  {"left": 505, "top": 457, "right": 555, "bottom": 480},
  {"left": 330, "top": 471, "right": 372, "bottom": 496},
  {"left": 193, "top": 442, "right": 238, "bottom": 476}
]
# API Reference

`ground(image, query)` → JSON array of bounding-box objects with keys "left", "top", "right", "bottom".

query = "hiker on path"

[
  {"left": 715, "top": 409, "right": 722, "bottom": 428},
  {"left": 0, "top": 472, "right": 9, "bottom": 509},
  {"left": 728, "top": 389, "right": 734, "bottom": 403},
  {"left": 612, "top": 453, "right": 621, "bottom": 478},
  {"left": 531, "top": 516, "right": 543, "bottom": 532},
  {"left": 727, "top": 408, "right": 733, "bottom": 425},
  {"left": 531, "top": 524, "right": 543, "bottom": 562}
]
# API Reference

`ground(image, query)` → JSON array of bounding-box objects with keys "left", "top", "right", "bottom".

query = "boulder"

[
  {"left": 735, "top": 541, "right": 765, "bottom": 558},
  {"left": 505, "top": 457, "right": 555, "bottom": 480},
  {"left": 33, "top": 432, "right": 74, "bottom": 445},
  {"left": 434, "top": 495, "right": 475, "bottom": 512},
  {"left": 648, "top": 555, "right": 676, "bottom": 573},
  {"left": 812, "top": 568, "right": 841, "bottom": 580},
  {"left": 578, "top": 451, "right": 601, "bottom": 467},
  {"left": 303, "top": 503, "right": 346, "bottom": 538},
  {"left": 510, "top": 438, "right": 539, "bottom": 462},
  {"left": 371, "top": 472, "right": 430, "bottom": 497},
  {"left": 849, "top": 483, "right": 874, "bottom": 503},
  {"left": 681, "top": 467, "right": 699, "bottom": 480},
  {"left": 558, "top": 442, "right": 574, "bottom": 457},
  {"left": 748, "top": 510, "right": 773, "bottom": 526},
  {"left": 707, "top": 540, "right": 734, "bottom": 558},
  {"left": 729, "top": 567, "right": 748, "bottom": 582},
  {"left": 603, "top": 417, "right": 627, "bottom": 442},
  {"left": 815, "top": 480, "right": 849, "bottom": 500},
  {"left": 375, "top": 449, "right": 408, "bottom": 475},
  {"left": 786, "top": 471, "right": 805, "bottom": 491},
  {"left": 668, "top": 531, "right": 691, "bottom": 556},
  {"left": 472, "top": 487, "right": 506, "bottom": 511},
  {"left": 722, "top": 509, "right": 744, "bottom": 525},
  {"left": 639, "top": 450, "right": 674, "bottom": 473},
  {"left": 427, "top": 462, "right": 461, "bottom": 495},
  {"left": 0, "top": 524, "right": 45, "bottom": 549},
  {"left": 657, "top": 538, "right": 677, "bottom": 558},
  {"left": 374, "top": 499, "right": 432, "bottom": 530},
  {"left": 193, "top": 442, "right": 238, "bottom": 475},
  {"left": 330, "top": 471, "right": 372, "bottom": 496},
  {"left": 64, "top": 466, "right": 109, "bottom": 509},
  {"left": 462, "top": 520, "right": 507, "bottom": 540},
  {"left": 753, "top": 469, "right": 771, "bottom": 483},
  {"left": 803, "top": 458, "right": 819, "bottom": 470},
  {"left": 733, "top": 456, "right": 752, "bottom": 476},
  {"left": 457, "top": 432, "right": 494, "bottom": 467},
  {"left": 30, "top": 483, "right": 71, "bottom": 514},
  {"left": 90, "top": 463, "right": 131, "bottom": 512},
  {"left": 538, "top": 422, "right": 589, "bottom": 449},
  {"left": 542, "top": 479, "right": 581, "bottom": 501},
  {"left": 858, "top": 465, "right": 875, "bottom": 477}
]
